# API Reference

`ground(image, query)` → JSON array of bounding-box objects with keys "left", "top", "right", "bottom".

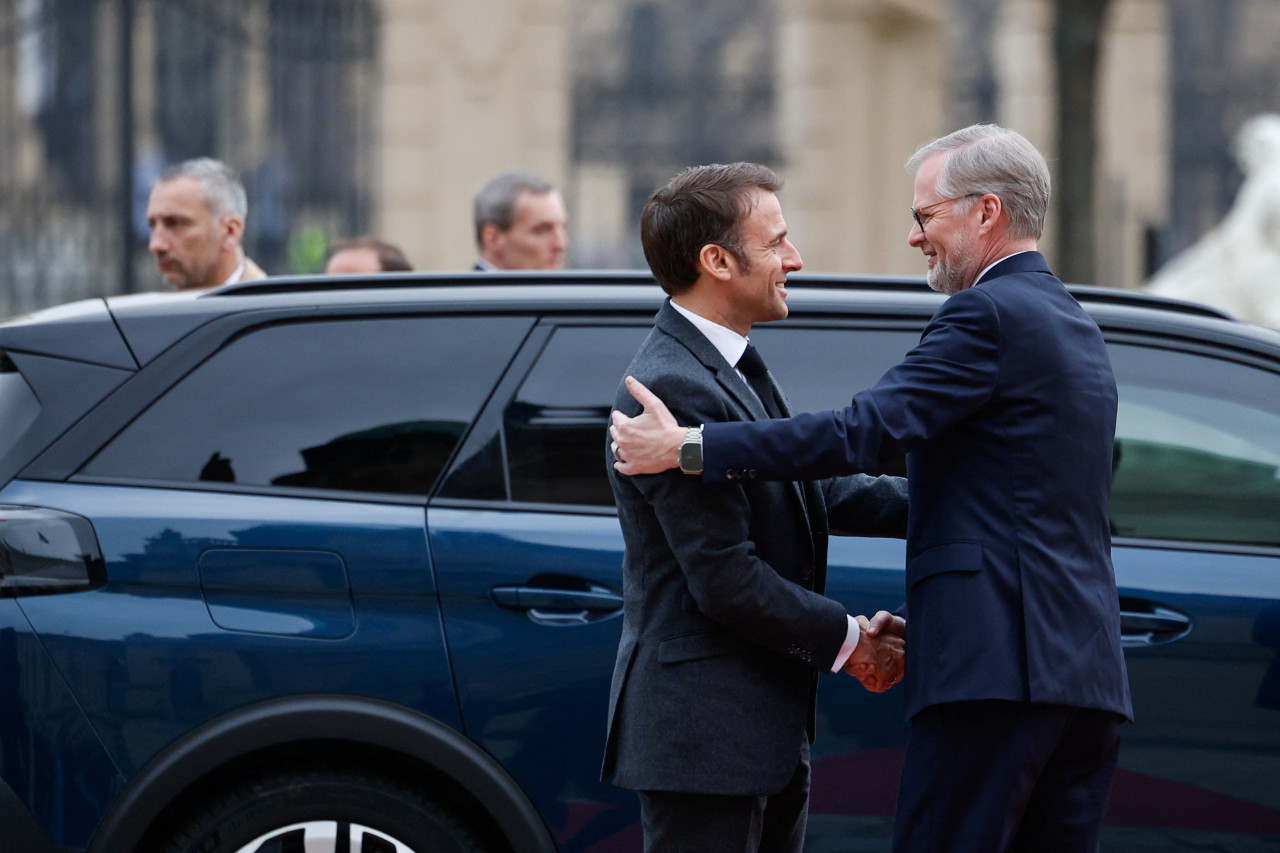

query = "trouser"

[
  {"left": 893, "top": 700, "right": 1122, "bottom": 853},
  {"left": 637, "top": 742, "right": 811, "bottom": 853}
]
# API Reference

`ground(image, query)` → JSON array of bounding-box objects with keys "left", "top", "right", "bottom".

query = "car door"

[
  {"left": 752, "top": 320, "right": 919, "bottom": 845},
  {"left": 1103, "top": 337, "right": 1280, "bottom": 848},
  {"left": 429, "top": 319, "right": 651, "bottom": 853},
  {"left": 2, "top": 312, "right": 530, "bottom": 848}
]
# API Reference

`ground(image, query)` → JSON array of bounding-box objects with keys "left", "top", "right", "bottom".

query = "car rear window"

[{"left": 80, "top": 315, "right": 530, "bottom": 498}]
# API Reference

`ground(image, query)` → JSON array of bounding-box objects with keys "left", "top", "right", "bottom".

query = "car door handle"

[
  {"left": 1119, "top": 599, "right": 1193, "bottom": 647},
  {"left": 492, "top": 581, "right": 624, "bottom": 627},
  {"left": 492, "top": 586, "right": 623, "bottom": 611}
]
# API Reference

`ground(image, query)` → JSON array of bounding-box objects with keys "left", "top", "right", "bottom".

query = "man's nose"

[
  {"left": 552, "top": 226, "right": 568, "bottom": 251},
  {"left": 149, "top": 228, "right": 167, "bottom": 253},
  {"left": 908, "top": 221, "right": 925, "bottom": 248},
  {"left": 783, "top": 239, "right": 802, "bottom": 272}
]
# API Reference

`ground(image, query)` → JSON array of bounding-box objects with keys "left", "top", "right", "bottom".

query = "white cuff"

[{"left": 830, "top": 614, "right": 860, "bottom": 673}]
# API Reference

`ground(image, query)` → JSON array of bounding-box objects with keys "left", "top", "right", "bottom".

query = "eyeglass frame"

[{"left": 910, "top": 192, "right": 982, "bottom": 233}]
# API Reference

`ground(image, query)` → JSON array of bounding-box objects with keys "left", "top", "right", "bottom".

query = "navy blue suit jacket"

[{"left": 703, "top": 253, "right": 1132, "bottom": 722}]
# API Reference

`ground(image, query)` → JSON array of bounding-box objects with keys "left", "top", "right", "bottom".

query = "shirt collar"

[
  {"left": 973, "top": 250, "right": 1031, "bottom": 286},
  {"left": 220, "top": 261, "right": 248, "bottom": 288},
  {"left": 670, "top": 299, "right": 750, "bottom": 369}
]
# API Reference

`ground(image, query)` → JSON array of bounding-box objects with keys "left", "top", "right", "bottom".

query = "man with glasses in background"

[{"left": 609, "top": 124, "right": 1133, "bottom": 852}]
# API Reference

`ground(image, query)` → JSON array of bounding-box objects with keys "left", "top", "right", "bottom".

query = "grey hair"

[
  {"left": 156, "top": 157, "right": 248, "bottom": 221},
  {"left": 906, "top": 124, "right": 1050, "bottom": 240},
  {"left": 473, "top": 169, "right": 555, "bottom": 246}
]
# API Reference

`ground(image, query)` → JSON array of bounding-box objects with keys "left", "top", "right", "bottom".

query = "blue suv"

[{"left": 1, "top": 272, "right": 1279, "bottom": 852}]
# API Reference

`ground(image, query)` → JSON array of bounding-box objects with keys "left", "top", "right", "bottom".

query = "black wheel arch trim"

[{"left": 88, "top": 694, "right": 556, "bottom": 853}]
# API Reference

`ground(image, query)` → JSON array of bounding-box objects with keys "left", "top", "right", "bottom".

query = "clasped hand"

[{"left": 844, "top": 611, "right": 906, "bottom": 693}]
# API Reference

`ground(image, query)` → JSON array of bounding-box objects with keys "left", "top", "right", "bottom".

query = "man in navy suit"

[
  {"left": 604, "top": 162, "right": 909, "bottom": 853},
  {"left": 610, "top": 125, "right": 1132, "bottom": 852}
]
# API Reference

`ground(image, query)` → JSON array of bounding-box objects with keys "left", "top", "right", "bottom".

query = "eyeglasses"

[{"left": 910, "top": 193, "right": 981, "bottom": 233}]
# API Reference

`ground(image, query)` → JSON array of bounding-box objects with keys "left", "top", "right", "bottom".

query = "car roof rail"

[
  {"left": 798, "top": 276, "right": 1236, "bottom": 321},
  {"left": 208, "top": 270, "right": 657, "bottom": 297},
  {"left": 208, "top": 270, "right": 1237, "bottom": 322},
  {"left": 1063, "top": 284, "right": 1236, "bottom": 320}
]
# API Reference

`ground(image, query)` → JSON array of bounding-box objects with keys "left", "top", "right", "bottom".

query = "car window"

[
  {"left": 754, "top": 325, "right": 919, "bottom": 477},
  {"left": 752, "top": 326, "right": 920, "bottom": 413},
  {"left": 0, "top": 353, "right": 39, "bottom": 463},
  {"left": 504, "top": 325, "right": 651, "bottom": 506},
  {"left": 81, "top": 316, "right": 529, "bottom": 498},
  {"left": 495, "top": 323, "right": 919, "bottom": 509},
  {"left": 1109, "top": 343, "right": 1280, "bottom": 546}
]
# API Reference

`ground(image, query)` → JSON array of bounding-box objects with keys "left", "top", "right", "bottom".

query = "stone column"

[
  {"left": 379, "top": 0, "right": 571, "bottom": 270},
  {"left": 777, "top": 0, "right": 945, "bottom": 275},
  {"left": 1096, "top": 0, "right": 1170, "bottom": 288}
]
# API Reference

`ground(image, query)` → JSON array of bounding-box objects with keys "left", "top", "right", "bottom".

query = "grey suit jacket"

[{"left": 602, "top": 300, "right": 908, "bottom": 796}]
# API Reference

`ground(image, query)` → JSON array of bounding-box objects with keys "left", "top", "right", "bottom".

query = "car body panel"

[
  {"left": 0, "top": 480, "right": 457, "bottom": 846},
  {"left": 429, "top": 507, "right": 636, "bottom": 851}
]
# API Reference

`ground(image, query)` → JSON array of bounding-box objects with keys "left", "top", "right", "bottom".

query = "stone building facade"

[
  {"left": 3, "top": 0, "right": 1280, "bottom": 314},
  {"left": 377, "top": 0, "right": 1177, "bottom": 284}
]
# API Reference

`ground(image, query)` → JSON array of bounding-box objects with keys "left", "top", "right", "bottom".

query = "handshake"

[{"left": 844, "top": 610, "right": 906, "bottom": 693}]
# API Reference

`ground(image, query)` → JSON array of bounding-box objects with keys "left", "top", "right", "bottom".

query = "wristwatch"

[{"left": 678, "top": 425, "right": 703, "bottom": 475}]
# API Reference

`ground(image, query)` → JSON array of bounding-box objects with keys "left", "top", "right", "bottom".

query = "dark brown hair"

[{"left": 640, "top": 163, "right": 782, "bottom": 296}]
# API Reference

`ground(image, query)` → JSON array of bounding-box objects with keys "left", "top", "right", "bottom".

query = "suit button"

[{"left": 747, "top": 470, "right": 757, "bottom": 479}]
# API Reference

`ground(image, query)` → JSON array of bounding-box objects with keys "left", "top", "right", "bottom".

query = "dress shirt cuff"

[{"left": 831, "top": 614, "right": 860, "bottom": 673}]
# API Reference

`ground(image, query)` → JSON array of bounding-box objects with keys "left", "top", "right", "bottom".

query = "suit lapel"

[
  {"left": 654, "top": 302, "right": 769, "bottom": 422},
  {"left": 654, "top": 301, "right": 819, "bottom": 567}
]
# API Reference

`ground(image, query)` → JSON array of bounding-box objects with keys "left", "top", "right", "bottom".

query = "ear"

[
  {"left": 697, "top": 243, "right": 734, "bottom": 282},
  {"left": 976, "top": 193, "right": 1003, "bottom": 234},
  {"left": 221, "top": 214, "right": 245, "bottom": 247},
  {"left": 480, "top": 223, "right": 503, "bottom": 253}
]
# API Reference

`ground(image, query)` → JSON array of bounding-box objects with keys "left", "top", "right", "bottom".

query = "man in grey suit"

[{"left": 602, "top": 163, "right": 909, "bottom": 853}]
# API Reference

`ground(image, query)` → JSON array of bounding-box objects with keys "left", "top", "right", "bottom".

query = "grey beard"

[{"left": 926, "top": 243, "right": 975, "bottom": 295}]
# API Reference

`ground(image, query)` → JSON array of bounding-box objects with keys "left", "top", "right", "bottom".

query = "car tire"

[{"left": 162, "top": 769, "right": 489, "bottom": 853}]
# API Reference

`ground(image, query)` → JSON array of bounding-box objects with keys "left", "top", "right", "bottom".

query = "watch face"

[{"left": 680, "top": 440, "right": 702, "bottom": 472}]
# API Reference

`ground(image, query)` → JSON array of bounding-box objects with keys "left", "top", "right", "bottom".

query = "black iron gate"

[{"left": 0, "top": 0, "right": 378, "bottom": 316}]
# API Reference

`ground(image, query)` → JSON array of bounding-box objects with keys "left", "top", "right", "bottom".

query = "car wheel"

[{"left": 163, "top": 770, "right": 489, "bottom": 853}]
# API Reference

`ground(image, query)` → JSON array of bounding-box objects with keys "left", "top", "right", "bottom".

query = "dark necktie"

[
  {"left": 738, "top": 344, "right": 808, "bottom": 516},
  {"left": 737, "top": 344, "right": 781, "bottom": 418}
]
